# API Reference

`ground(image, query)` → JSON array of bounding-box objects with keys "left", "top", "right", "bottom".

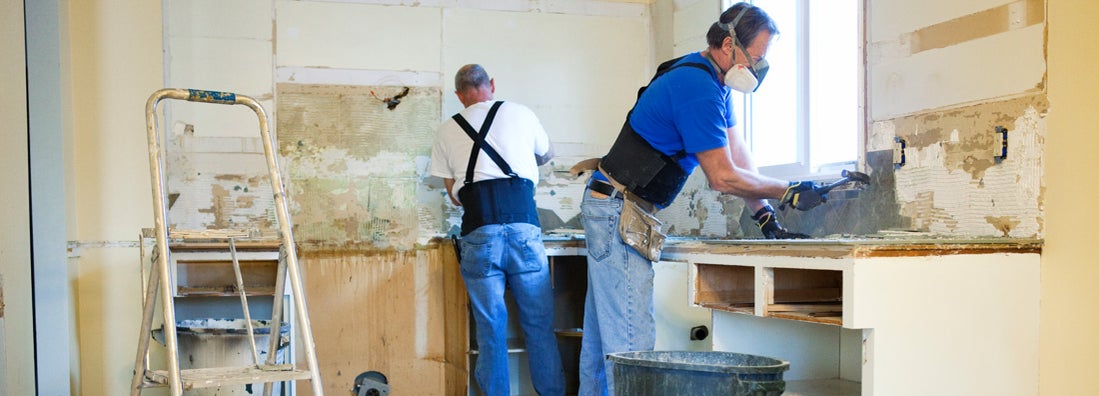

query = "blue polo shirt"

[{"left": 628, "top": 52, "right": 736, "bottom": 175}]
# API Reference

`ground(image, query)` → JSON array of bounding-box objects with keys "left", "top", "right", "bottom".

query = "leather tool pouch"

[{"left": 618, "top": 198, "right": 666, "bottom": 261}]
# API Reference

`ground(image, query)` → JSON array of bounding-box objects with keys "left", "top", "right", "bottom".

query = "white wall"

[
  {"left": 0, "top": 0, "right": 34, "bottom": 393},
  {"left": 1043, "top": 0, "right": 1099, "bottom": 394},
  {"left": 68, "top": 0, "right": 163, "bottom": 394},
  {"left": 672, "top": 0, "right": 718, "bottom": 56},
  {"left": 271, "top": 0, "right": 652, "bottom": 160},
  {"left": 654, "top": 262, "right": 713, "bottom": 351}
]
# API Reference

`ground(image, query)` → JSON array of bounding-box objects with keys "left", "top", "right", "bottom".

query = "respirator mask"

[
  {"left": 719, "top": 8, "right": 769, "bottom": 93},
  {"left": 724, "top": 61, "right": 767, "bottom": 94}
]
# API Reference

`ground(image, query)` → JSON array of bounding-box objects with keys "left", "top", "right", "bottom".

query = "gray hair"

[{"left": 455, "top": 64, "right": 491, "bottom": 92}]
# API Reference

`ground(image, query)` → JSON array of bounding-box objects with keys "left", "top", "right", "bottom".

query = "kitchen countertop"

[{"left": 541, "top": 230, "right": 1042, "bottom": 259}]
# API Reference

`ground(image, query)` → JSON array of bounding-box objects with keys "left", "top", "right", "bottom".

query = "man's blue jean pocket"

[
  {"left": 581, "top": 187, "right": 623, "bottom": 262},
  {"left": 459, "top": 223, "right": 545, "bottom": 278}
]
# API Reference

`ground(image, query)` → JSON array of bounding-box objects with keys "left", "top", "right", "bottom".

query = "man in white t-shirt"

[{"left": 429, "top": 64, "right": 564, "bottom": 396}]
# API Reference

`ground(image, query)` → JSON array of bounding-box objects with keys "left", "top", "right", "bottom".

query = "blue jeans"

[
  {"left": 577, "top": 188, "right": 656, "bottom": 396},
  {"left": 460, "top": 223, "right": 565, "bottom": 396}
]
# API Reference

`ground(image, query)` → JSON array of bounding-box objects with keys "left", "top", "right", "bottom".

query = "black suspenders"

[
  {"left": 450, "top": 101, "right": 540, "bottom": 236},
  {"left": 452, "top": 101, "right": 516, "bottom": 183}
]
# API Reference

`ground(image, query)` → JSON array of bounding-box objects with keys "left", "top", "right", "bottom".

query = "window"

[{"left": 726, "top": 0, "right": 861, "bottom": 179}]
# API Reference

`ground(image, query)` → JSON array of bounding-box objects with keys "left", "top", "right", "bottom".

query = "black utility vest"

[
  {"left": 600, "top": 56, "right": 713, "bottom": 208},
  {"left": 453, "top": 101, "right": 540, "bottom": 236}
]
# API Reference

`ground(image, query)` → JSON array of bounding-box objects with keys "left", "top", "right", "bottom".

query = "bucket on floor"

[{"left": 608, "top": 350, "right": 789, "bottom": 396}]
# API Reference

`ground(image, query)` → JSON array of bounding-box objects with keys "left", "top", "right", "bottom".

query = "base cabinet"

[{"left": 670, "top": 240, "right": 1041, "bottom": 396}]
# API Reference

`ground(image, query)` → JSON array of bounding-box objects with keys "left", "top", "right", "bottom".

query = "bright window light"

[{"left": 727, "top": 0, "right": 861, "bottom": 178}]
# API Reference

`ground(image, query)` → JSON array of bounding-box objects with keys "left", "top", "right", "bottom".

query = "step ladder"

[{"left": 130, "top": 88, "right": 324, "bottom": 395}]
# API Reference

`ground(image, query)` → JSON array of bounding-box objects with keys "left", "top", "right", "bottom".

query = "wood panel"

[
  {"left": 297, "top": 239, "right": 467, "bottom": 395},
  {"left": 694, "top": 264, "right": 754, "bottom": 306}
]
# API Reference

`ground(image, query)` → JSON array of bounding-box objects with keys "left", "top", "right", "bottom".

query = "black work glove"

[
  {"left": 752, "top": 206, "right": 810, "bottom": 239},
  {"left": 779, "top": 180, "right": 826, "bottom": 211}
]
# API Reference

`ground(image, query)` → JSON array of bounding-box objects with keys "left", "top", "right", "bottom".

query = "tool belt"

[{"left": 572, "top": 160, "right": 665, "bottom": 262}]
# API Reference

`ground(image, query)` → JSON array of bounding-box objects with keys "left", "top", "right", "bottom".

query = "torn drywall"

[
  {"left": 165, "top": 127, "right": 278, "bottom": 236},
  {"left": 879, "top": 94, "right": 1047, "bottom": 237},
  {"left": 276, "top": 83, "right": 446, "bottom": 248}
]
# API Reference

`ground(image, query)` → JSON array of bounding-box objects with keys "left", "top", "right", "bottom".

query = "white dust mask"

[{"left": 725, "top": 63, "right": 760, "bottom": 94}]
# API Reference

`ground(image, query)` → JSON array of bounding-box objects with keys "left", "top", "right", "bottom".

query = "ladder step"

[{"left": 141, "top": 366, "right": 313, "bottom": 390}]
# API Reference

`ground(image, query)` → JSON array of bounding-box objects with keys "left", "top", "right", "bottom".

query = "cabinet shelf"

[
  {"left": 554, "top": 328, "right": 583, "bottom": 338},
  {"left": 173, "top": 257, "right": 280, "bottom": 298},
  {"left": 469, "top": 337, "right": 527, "bottom": 355},
  {"left": 766, "top": 302, "right": 843, "bottom": 326},
  {"left": 693, "top": 264, "right": 844, "bottom": 326},
  {"left": 698, "top": 302, "right": 753, "bottom": 315},
  {"left": 176, "top": 287, "right": 278, "bottom": 297}
]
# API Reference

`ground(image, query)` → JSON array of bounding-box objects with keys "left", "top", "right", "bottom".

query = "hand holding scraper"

[{"left": 779, "top": 169, "right": 871, "bottom": 211}]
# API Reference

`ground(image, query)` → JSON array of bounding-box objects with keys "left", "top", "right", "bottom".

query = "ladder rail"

[
  {"left": 137, "top": 88, "right": 324, "bottom": 396},
  {"left": 263, "top": 247, "right": 292, "bottom": 396},
  {"left": 228, "top": 238, "right": 262, "bottom": 366},
  {"left": 130, "top": 245, "right": 162, "bottom": 396},
  {"left": 143, "top": 89, "right": 183, "bottom": 395}
]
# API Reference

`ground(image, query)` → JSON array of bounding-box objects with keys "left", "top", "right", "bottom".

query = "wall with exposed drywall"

[
  {"left": 162, "top": 0, "right": 653, "bottom": 249},
  {"left": 154, "top": 1, "right": 655, "bottom": 395},
  {"left": 863, "top": 0, "right": 1047, "bottom": 238}
]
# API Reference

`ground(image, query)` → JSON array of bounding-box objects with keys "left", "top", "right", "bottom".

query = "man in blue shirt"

[{"left": 574, "top": 3, "right": 828, "bottom": 394}]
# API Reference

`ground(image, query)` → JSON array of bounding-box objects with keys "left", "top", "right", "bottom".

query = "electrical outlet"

[
  {"left": 993, "top": 126, "right": 1008, "bottom": 162},
  {"left": 893, "top": 137, "right": 906, "bottom": 167}
]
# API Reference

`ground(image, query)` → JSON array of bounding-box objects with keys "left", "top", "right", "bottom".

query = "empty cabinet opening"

[
  {"left": 176, "top": 259, "right": 279, "bottom": 296},
  {"left": 694, "top": 264, "right": 754, "bottom": 314},
  {"left": 766, "top": 268, "right": 843, "bottom": 325}
]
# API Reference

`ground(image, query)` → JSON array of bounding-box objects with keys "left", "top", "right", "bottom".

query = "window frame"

[{"left": 724, "top": 0, "right": 866, "bottom": 180}]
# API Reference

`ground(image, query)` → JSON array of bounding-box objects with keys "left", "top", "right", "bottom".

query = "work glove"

[
  {"left": 779, "top": 180, "right": 826, "bottom": 211},
  {"left": 752, "top": 206, "right": 809, "bottom": 239}
]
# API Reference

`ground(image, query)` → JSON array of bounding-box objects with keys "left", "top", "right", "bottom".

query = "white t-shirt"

[{"left": 430, "top": 100, "right": 550, "bottom": 198}]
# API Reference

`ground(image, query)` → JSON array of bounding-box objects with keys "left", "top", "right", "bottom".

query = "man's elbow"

[
  {"left": 705, "top": 169, "right": 747, "bottom": 196},
  {"left": 535, "top": 145, "right": 555, "bottom": 166},
  {"left": 706, "top": 177, "right": 735, "bottom": 194}
]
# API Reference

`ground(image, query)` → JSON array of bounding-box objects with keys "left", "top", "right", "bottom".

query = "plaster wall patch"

[
  {"left": 892, "top": 99, "right": 1045, "bottom": 237},
  {"left": 868, "top": 120, "right": 898, "bottom": 151}
]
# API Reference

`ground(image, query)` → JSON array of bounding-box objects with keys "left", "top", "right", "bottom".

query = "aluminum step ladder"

[{"left": 130, "top": 88, "right": 324, "bottom": 395}]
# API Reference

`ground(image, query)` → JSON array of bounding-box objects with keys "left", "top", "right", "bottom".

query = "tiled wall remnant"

[
  {"left": 260, "top": 90, "right": 1045, "bottom": 245},
  {"left": 276, "top": 83, "right": 447, "bottom": 249},
  {"left": 165, "top": 129, "right": 277, "bottom": 235},
  {"left": 749, "top": 150, "right": 907, "bottom": 239},
  {"left": 878, "top": 94, "right": 1047, "bottom": 237}
]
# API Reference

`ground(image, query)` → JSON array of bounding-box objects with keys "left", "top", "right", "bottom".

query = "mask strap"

[
  {"left": 719, "top": 7, "right": 750, "bottom": 46},
  {"left": 702, "top": 51, "right": 726, "bottom": 76},
  {"left": 719, "top": 7, "right": 760, "bottom": 72}
]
